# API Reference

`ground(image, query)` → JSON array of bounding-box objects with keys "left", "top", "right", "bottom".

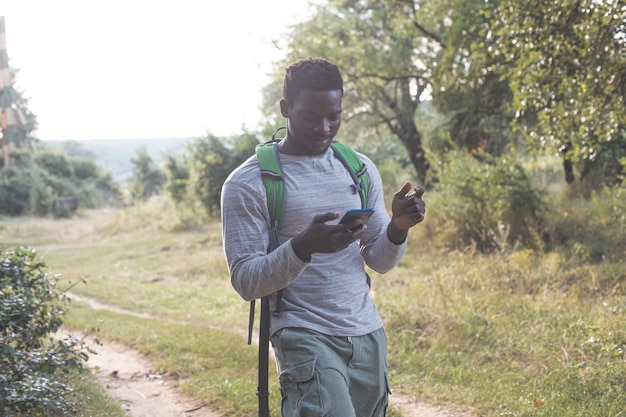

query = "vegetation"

[
  {"left": 0, "top": 148, "right": 121, "bottom": 217},
  {"left": 0, "top": 1, "right": 623, "bottom": 416},
  {"left": 130, "top": 146, "right": 166, "bottom": 202},
  {"left": 0, "top": 247, "right": 100, "bottom": 416},
  {"left": 1, "top": 171, "right": 624, "bottom": 416},
  {"left": 261, "top": 0, "right": 625, "bottom": 186},
  {"left": 160, "top": 132, "right": 259, "bottom": 217}
]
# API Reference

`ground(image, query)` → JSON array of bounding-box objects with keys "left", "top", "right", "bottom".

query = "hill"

[{"left": 40, "top": 138, "right": 193, "bottom": 181}]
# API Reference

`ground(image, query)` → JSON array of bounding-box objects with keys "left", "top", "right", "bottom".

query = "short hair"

[{"left": 282, "top": 57, "right": 344, "bottom": 104}]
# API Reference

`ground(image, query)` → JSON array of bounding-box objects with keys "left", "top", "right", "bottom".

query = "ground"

[{"left": 68, "top": 293, "right": 477, "bottom": 417}]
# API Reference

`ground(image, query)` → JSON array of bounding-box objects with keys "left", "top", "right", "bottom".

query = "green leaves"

[
  {"left": 0, "top": 247, "right": 92, "bottom": 416},
  {"left": 431, "top": 149, "right": 547, "bottom": 252}
]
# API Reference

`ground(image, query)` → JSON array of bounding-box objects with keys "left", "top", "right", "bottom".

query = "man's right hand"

[{"left": 290, "top": 212, "right": 366, "bottom": 262}]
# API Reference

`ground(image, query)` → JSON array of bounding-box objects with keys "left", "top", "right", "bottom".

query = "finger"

[
  {"left": 394, "top": 182, "right": 412, "bottom": 199},
  {"left": 413, "top": 185, "right": 425, "bottom": 198}
]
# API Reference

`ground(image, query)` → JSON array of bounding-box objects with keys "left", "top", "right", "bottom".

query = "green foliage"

[
  {"left": 548, "top": 185, "right": 625, "bottom": 262},
  {"left": 2, "top": 66, "right": 38, "bottom": 148},
  {"left": 0, "top": 164, "right": 32, "bottom": 216},
  {"left": 430, "top": 149, "right": 547, "bottom": 252},
  {"left": 489, "top": 0, "right": 625, "bottom": 184},
  {"left": 278, "top": 0, "right": 623, "bottom": 187},
  {"left": 0, "top": 247, "right": 95, "bottom": 416},
  {"left": 3, "top": 186, "right": 625, "bottom": 416},
  {"left": 0, "top": 148, "right": 122, "bottom": 217},
  {"left": 163, "top": 132, "right": 259, "bottom": 218},
  {"left": 431, "top": 0, "right": 517, "bottom": 157},
  {"left": 261, "top": 0, "right": 437, "bottom": 180},
  {"left": 130, "top": 146, "right": 166, "bottom": 202},
  {"left": 162, "top": 154, "right": 190, "bottom": 203}
]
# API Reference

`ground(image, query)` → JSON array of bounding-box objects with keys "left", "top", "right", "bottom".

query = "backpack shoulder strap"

[
  {"left": 252, "top": 129, "right": 285, "bottom": 417},
  {"left": 256, "top": 141, "right": 283, "bottom": 251},
  {"left": 330, "top": 141, "right": 370, "bottom": 208}
]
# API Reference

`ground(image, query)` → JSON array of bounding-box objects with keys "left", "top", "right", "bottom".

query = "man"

[{"left": 221, "top": 57, "right": 425, "bottom": 417}]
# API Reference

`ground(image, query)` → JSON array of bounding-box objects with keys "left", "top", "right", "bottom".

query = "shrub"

[
  {"left": 430, "top": 149, "right": 547, "bottom": 252},
  {"left": 0, "top": 149, "right": 122, "bottom": 217},
  {"left": 548, "top": 184, "right": 625, "bottom": 262},
  {"left": 0, "top": 165, "right": 32, "bottom": 216},
  {"left": 130, "top": 146, "right": 166, "bottom": 202},
  {"left": 164, "top": 132, "right": 259, "bottom": 218},
  {"left": 0, "top": 247, "right": 95, "bottom": 416}
]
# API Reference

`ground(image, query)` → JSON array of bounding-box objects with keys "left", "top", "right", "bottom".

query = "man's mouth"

[{"left": 313, "top": 136, "right": 333, "bottom": 143}]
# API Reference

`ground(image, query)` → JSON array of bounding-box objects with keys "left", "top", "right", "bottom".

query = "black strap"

[
  {"left": 257, "top": 296, "right": 271, "bottom": 416},
  {"left": 255, "top": 126, "right": 284, "bottom": 416}
]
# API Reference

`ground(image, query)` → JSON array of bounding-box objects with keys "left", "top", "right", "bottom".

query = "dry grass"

[{"left": 1, "top": 194, "right": 624, "bottom": 417}]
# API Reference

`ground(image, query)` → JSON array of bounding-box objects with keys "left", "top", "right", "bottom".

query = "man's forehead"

[{"left": 294, "top": 89, "right": 343, "bottom": 106}]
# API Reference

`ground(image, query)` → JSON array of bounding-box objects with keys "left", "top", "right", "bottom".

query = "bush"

[
  {"left": 0, "top": 247, "right": 95, "bottom": 416},
  {"left": 430, "top": 149, "right": 547, "bottom": 252},
  {"left": 130, "top": 146, "right": 166, "bottom": 202},
  {"left": 0, "top": 165, "right": 32, "bottom": 216},
  {"left": 548, "top": 184, "right": 625, "bottom": 262},
  {"left": 0, "top": 149, "right": 122, "bottom": 217},
  {"left": 163, "top": 132, "right": 259, "bottom": 218}
]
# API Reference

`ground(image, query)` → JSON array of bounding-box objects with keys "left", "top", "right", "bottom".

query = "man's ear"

[{"left": 279, "top": 99, "right": 289, "bottom": 118}]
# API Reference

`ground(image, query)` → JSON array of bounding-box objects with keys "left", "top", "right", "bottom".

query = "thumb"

[
  {"left": 313, "top": 212, "right": 341, "bottom": 224},
  {"left": 414, "top": 185, "right": 425, "bottom": 198},
  {"left": 394, "top": 182, "right": 412, "bottom": 200}
]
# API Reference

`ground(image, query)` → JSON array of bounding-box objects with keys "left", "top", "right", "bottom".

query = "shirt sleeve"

[
  {"left": 221, "top": 165, "right": 309, "bottom": 301},
  {"left": 356, "top": 155, "right": 408, "bottom": 273}
]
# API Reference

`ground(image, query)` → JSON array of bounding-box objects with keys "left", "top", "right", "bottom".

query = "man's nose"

[{"left": 313, "top": 118, "right": 331, "bottom": 133}]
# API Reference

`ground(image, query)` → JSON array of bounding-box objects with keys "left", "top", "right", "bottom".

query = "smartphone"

[{"left": 339, "top": 208, "right": 375, "bottom": 232}]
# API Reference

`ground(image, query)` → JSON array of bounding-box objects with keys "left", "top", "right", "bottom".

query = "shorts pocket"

[{"left": 279, "top": 358, "right": 330, "bottom": 417}]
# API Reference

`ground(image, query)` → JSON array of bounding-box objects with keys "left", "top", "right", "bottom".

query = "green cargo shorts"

[{"left": 271, "top": 327, "right": 390, "bottom": 417}]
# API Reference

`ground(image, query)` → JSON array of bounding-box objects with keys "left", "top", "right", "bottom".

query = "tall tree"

[
  {"left": 431, "top": 0, "right": 517, "bottom": 156},
  {"left": 1, "top": 16, "right": 38, "bottom": 166},
  {"left": 490, "top": 0, "right": 625, "bottom": 183},
  {"left": 262, "top": 0, "right": 447, "bottom": 182},
  {"left": 130, "top": 146, "right": 166, "bottom": 202}
]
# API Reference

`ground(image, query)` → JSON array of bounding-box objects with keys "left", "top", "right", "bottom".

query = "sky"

[{"left": 2, "top": 1, "right": 313, "bottom": 141}]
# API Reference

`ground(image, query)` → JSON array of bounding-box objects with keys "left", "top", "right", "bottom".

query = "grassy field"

[{"left": 1, "top": 195, "right": 624, "bottom": 416}]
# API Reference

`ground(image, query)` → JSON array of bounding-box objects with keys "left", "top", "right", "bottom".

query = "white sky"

[{"left": 2, "top": 1, "right": 313, "bottom": 140}]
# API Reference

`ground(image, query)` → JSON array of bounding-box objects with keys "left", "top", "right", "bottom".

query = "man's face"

[{"left": 280, "top": 89, "right": 342, "bottom": 156}]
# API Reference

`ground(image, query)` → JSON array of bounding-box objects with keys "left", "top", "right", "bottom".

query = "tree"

[
  {"left": 489, "top": 0, "right": 625, "bottom": 184},
  {"left": 130, "top": 146, "right": 166, "bottom": 202},
  {"left": 1, "top": 66, "right": 38, "bottom": 167},
  {"left": 162, "top": 153, "right": 190, "bottom": 203},
  {"left": 162, "top": 132, "right": 259, "bottom": 217},
  {"left": 262, "top": 0, "right": 447, "bottom": 182},
  {"left": 0, "top": 148, "right": 122, "bottom": 217},
  {"left": 431, "top": 0, "right": 518, "bottom": 156}
]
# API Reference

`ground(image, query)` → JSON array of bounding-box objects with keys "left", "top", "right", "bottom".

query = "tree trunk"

[
  {"left": 388, "top": 116, "right": 429, "bottom": 183},
  {"left": 563, "top": 157, "right": 575, "bottom": 184}
]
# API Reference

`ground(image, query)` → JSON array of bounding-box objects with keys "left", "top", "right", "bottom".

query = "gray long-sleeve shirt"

[{"left": 221, "top": 144, "right": 407, "bottom": 337}]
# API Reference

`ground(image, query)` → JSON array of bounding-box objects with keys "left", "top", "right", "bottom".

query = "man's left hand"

[{"left": 391, "top": 182, "right": 426, "bottom": 231}]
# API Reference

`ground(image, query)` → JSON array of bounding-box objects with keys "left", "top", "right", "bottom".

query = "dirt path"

[
  {"left": 75, "top": 332, "right": 220, "bottom": 417},
  {"left": 68, "top": 293, "right": 476, "bottom": 417}
]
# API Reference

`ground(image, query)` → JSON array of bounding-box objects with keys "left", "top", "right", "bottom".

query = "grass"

[
  {"left": 1, "top": 194, "right": 625, "bottom": 416},
  {"left": 65, "top": 304, "right": 278, "bottom": 416},
  {"left": 69, "top": 371, "right": 126, "bottom": 417}
]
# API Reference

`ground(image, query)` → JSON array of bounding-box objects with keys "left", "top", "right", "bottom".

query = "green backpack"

[
  {"left": 256, "top": 128, "right": 370, "bottom": 250},
  {"left": 249, "top": 127, "right": 370, "bottom": 416}
]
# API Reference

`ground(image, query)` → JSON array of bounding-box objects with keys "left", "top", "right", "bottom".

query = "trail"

[{"left": 68, "top": 293, "right": 476, "bottom": 417}]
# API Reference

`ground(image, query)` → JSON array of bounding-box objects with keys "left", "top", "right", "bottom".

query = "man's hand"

[
  {"left": 291, "top": 212, "right": 366, "bottom": 262},
  {"left": 388, "top": 182, "right": 426, "bottom": 244}
]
